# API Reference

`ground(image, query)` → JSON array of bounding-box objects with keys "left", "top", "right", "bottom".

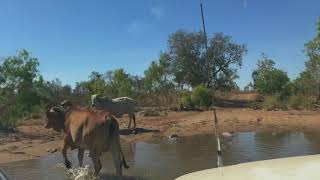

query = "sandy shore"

[{"left": 1, "top": 108, "right": 320, "bottom": 164}]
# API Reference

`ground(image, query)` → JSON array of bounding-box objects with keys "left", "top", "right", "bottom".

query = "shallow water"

[{"left": 2, "top": 130, "right": 320, "bottom": 180}]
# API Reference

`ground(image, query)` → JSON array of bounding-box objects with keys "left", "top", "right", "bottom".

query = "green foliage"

[
  {"left": 130, "top": 75, "right": 144, "bottom": 96},
  {"left": 168, "top": 31, "right": 247, "bottom": 88},
  {"left": 0, "top": 49, "right": 42, "bottom": 129},
  {"left": 144, "top": 53, "right": 173, "bottom": 92},
  {"left": 180, "top": 93, "right": 193, "bottom": 109},
  {"left": 86, "top": 71, "right": 107, "bottom": 95},
  {"left": 8, "top": 23, "right": 320, "bottom": 128},
  {"left": 303, "top": 20, "right": 320, "bottom": 99},
  {"left": 252, "top": 54, "right": 290, "bottom": 96},
  {"left": 287, "top": 95, "right": 307, "bottom": 110},
  {"left": 292, "top": 71, "right": 314, "bottom": 95},
  {"left": 191, "top": 84, "right": 212, "bottom": 108},
  {"left": 262, "top": 96, "right": 287, "bottom": 111},
  {"left": 40, "top": 78, "right": 72, "bottom": 103},
  {"left": 144, "top": 53, "right": 175, "bottom": 107},
  {"left": 110, "top": 69, "right": 133, "bottom": 97},
  {"left": 292, "top": 19, "right": 320, "bottom": 100},
  {"left": 0, "top": 105, "right": 25, "bottom": 129},
  {"left": 80, "top": 69, "right": 134, "bottom": 98},
  {"left": 260, "top": 95, "right": 314, "bottom": 111}
]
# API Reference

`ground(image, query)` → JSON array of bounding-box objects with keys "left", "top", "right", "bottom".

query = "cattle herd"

[{"left": 44, "top": 94, "right": 137, "bottom": 177}]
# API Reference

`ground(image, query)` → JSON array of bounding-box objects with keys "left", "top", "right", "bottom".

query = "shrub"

[
  {"left": 262, "top": 96, "right": 287, "bottom": 110},
  {"left": 180, "top": 93, "right": 193, "bottom": 109},
  {"left": 0, "top": 103, "right": 45, "bottom": 129},
  {"left": 0, "top": 105, "right": 25, "bottom": 129},
  {"left": 288, "top": 95, "right": 305, "bottom": 110},
  {"left": 191, "top": 84, "right": 212, "bottom": 108}
]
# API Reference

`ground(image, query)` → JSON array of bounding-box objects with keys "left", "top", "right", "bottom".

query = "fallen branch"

[{"left": 313, "top": 103, "right": 320, "bottom": 108}]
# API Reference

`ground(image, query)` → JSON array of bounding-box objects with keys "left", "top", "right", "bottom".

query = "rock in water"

[{"left": 222, "top": 132, "right": 232, "bottom": 138}]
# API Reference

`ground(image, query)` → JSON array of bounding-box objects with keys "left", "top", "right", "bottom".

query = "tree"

[
  {"left": 144, "top": 53, "right": 175, "bottom": 107},
  {"left": 108, "top": 68, "right": 133, "bottom": 97},
  {"left": 292, "top": 71, "right": 315, "bottom": 96},
  {"left": 167, "top": 31, "right": 247, "bottom": 89},
  {"left": 301, "top": 18, "right": 320, "bottom": 100},
  {"left": 87, "top": 71, "right": 106, "bottom": 95},
  {"left": 74, "top": 81, "right": 91, "bottom": 96},
  {"left": 130, "top": 75, "right": 145, "bottom": 96},
  {"left": 144, "top": 53, "right": 173, "bottom": 92},
  {"left": 113, "top": 69, "right": 132, "bottom": 96},
  {"left": 0, "top": 49, "right": 42, "bottom": 110},
  {"left": 206, "top": 33, "right": 247, "bottom": 89},
  {"left": 168, "top": 31, "right": 206, "bottom": 87},
  {"left": 252, "top": 54, "right": 290, "bottom": 96},
  {"left": 0, "top": 49, "right": 42, "bottom": 128}
]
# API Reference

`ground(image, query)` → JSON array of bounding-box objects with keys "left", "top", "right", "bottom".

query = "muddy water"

[{"left": 2, "top": 130, "right": 320, "bottom": 180}]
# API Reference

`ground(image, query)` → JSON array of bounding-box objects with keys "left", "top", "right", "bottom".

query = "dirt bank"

[{"left": 1, "top": 108, "right": 320, "bottom": 164}]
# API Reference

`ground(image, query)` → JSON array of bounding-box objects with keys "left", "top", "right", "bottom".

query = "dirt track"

[{"left": 1, "top": 108, "right": 320, "bottom": 164}]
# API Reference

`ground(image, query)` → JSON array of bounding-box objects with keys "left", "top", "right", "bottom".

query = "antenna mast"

[
  {"left": 200, "top": 2, "right": 223, "bottom": 169},
  {"left": 200, "top": 3, "right": 208, "bottom": 52}
]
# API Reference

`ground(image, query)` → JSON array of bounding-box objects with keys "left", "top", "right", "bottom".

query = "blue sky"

[{"left": 0, "top": 0, "right": 319, "bottom": 89}]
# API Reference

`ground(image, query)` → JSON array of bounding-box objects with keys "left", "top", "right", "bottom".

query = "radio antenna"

[{"left": 200, "top": 3, "right": 224, "bottom": 171}]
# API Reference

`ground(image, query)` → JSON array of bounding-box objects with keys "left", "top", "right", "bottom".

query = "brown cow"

[{"left": 45, "top": 104, "right": 129, "bottom": 177}]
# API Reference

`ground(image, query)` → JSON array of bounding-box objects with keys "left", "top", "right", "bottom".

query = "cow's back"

[
  {"left": 98, "top": 99, "right": 133, "bottom": 115},
  {"left": 65, "top": 108, "right": 111, "bottom": 149}
]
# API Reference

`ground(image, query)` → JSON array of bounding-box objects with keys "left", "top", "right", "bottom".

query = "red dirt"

[{"left": 1, "top": 108, "right": 320, "bottom": 164}]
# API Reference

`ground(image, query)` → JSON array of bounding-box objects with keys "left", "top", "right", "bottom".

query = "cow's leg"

[
  {"left": 78, "top": 148, "right": 84, "bottom": 167},
  {"left": 132, "top": 113, "right": 136, "bottom": 129},
  {"left": 91, "top": 151, "right": 102, "bottom": 176},
  {"left": 127, "top": 113, "right": 132, "bottom": 129},
  {"left": 128, "top": 112, "right": 136, "bottom": 129},
  {"left": 110, "top": 137, "right": 123, "bottom": 176},
  {"left": 62, "top": 137, "right": 72, "bottom": 169}
]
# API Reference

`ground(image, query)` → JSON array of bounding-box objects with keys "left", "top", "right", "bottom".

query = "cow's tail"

[{"left": 120, "top": 148, "right": 129, "bottom": 169}]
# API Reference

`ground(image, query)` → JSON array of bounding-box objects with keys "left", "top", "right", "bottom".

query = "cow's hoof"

[
  {"left": 65, "top": 161, "right": 72, "bottom": 169},
  {"left": 93, "top": 172, "right": 100, "bottom": 177}
]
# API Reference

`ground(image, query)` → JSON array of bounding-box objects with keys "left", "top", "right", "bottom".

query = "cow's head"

[
  {"left": 45, "top": 105, "right": 66, "bottom": 132},
  {"left": 91, "top": 94, "right": 112, "bottom": 108},
  {"left": 60, "top": 100, "right": 72, "bottom": 108},
  {"left": 91, "top": 94, "right": 103, "bottom": 107},
  {"left": 91, "top": 94, "right": 98, "bottom": 107}
]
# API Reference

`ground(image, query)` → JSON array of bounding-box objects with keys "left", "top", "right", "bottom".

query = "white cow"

[{"left": 91, "top": 94, "right": 137, "bottom": 129}]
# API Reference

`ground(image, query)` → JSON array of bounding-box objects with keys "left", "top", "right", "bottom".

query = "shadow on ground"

[{"left": 119, "top": 128, "right": 160, "bottom": 136}]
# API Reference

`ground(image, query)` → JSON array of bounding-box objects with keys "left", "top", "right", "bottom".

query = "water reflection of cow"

[{"left": 45, "top": 103, "right": 129, "bottom": 177}]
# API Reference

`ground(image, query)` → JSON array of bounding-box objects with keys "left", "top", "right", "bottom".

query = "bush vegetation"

[
  {"left": 0, "top": 19, "right": 319, "bottom": 129},
  {"left": 191, "top": 85, "right": 212, "bottom": 108},
  {"left": 250, "top": 19, "right": 320, "bottom": 110}
]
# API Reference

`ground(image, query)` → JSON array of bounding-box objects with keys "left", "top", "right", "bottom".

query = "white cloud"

[
  {"left": 150, "top": 7, "right": 164, "bottom": 19},
  {"left": 127, "top": 21, "right": 148, "bottom": 34}
]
